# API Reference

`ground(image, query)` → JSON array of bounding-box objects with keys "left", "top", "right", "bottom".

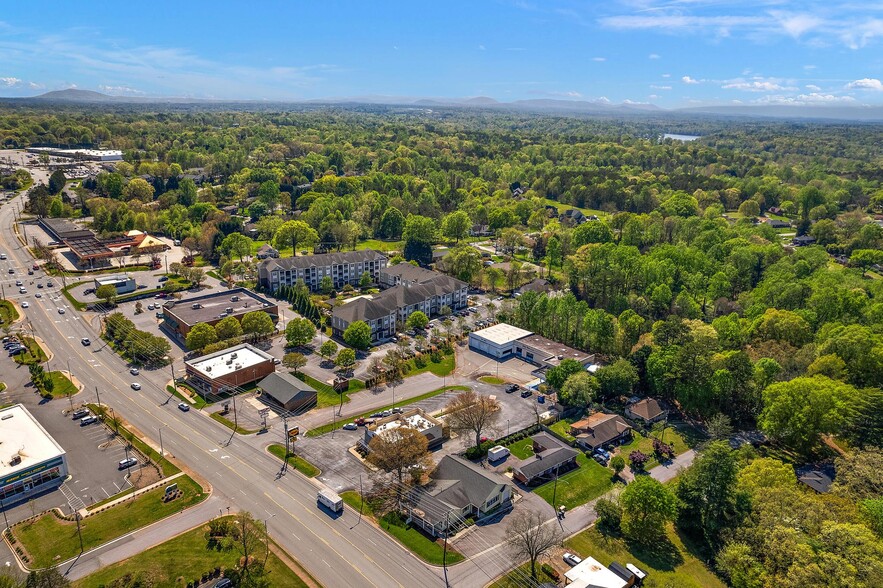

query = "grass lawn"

[
  {"left": 564, "top": 525, "right": 726, "bottom": 588},
  {"left": 533, "top": 453, "right": 614, "bottom": 510},
  {"left": 60, "top": 281, "right": 88, "bottom": 311},
  {"left": 404, "top": 352, "right": 455, "bottom": 377},
  {"left": 300, "top": 373, "right": 364, "bottom": 408},
  {"left": 166, "top": 384, "right": 208, "bottom": 410},
  {"left": 307, "top": 385, "right": 470, "bottom": 437},
  {"left": 541, "top": 197, "right": 608, "bottom": 218},
  {"left": 479, "top": 375, "right": 505, "bottom": 385},
  {"left": 617, "top": 427, "right": 693, "bottom": 470},
  {"left": 548, "top": 418, "right": 576, "bottom": 443},
  {"left": 0, "top": 299, "right": 19, "bottom": 323},
  {"left": 356, "top": 239, "right": 401, "bottom": 253},
  {"left": 488, "top": 562, "right": 560, "bottom": 588},
  {"left": 72, "top": 517, "right": 314, "bottom": 588},
  {"left": 507, "top": 437, "right": 536, "bottom": 460},
  {"left": 339, "top": 492, "right": 464, "bottom": 566},
  {"left": 13, "top": 336, "right": 47, "bottom": 365},
  {"left": 210, "top": 411, "right": 258, "bottom": 435},
  {"left": 267, "top": 444, "right": 320, "bottom": 477},
  {"left": 14, "top": 476, "right": 206, "bottom": 568},
  {"left": 47, "top": 371, "right": 77, "bottom": 399}
]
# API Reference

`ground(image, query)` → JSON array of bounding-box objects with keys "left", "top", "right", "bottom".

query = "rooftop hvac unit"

[
  {"left": 231, "top": 353, "right": 238, "bottom": 359},
  {"left": 226, "top": 359, "right": 233, "bottom": 365},
  {"left": 234, "top": 364, "right": 241, "bottom": 369},
  {"left": 10, "top": 455, "right": 21, "bottom": 466},
  {"left": 206, "top": 366, "right": 212, "bottom": 372}
]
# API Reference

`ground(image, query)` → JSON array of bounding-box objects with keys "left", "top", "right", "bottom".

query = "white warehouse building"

[{"left": 467, "top": 323, "right": 533, "bottom": 359}]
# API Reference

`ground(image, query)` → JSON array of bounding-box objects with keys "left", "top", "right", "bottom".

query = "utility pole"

[
  {"left": 159, "top": 425, "right": 165, "bottom": 458},
  {"left": 75, "top": 512, "right": 84, "bottom": 554},
  {"left": 357, "top": 474, "right": 364, "bottom": 525},
  {"left": 94, "top": 385, "right": 101, "bottom": 407},
  {"left": 331, "top": 407, "right": 336, "bottom": 439},
  {"left": 552, "top": 463, "right": 561, "bottom": 512}
]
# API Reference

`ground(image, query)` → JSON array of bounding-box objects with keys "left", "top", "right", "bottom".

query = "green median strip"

[
  {"left": 306, "top": 385, "right": 469, "bottom": 437},
  {"left": 209, "top": 411, "right": 258, "bottom": 435},
  {"left": 267, "top": 444, "right": 320, "bottom": 477}
]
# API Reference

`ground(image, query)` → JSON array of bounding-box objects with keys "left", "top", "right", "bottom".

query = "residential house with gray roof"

[
  {"left": 406, "top": 455, "right": 512, "bottom": 537},
  {"left": 513, "top": 432, "right": 580, "bottom": 485}
]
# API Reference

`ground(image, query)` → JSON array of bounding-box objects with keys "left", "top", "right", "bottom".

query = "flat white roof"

[
  {"left": 376, "top": 413, "right": 438, "bottom": 435},
  {"left": 0, "top": 405, "right": 66, "bottom": 479},
  {"left": 95, "top": 274, "right": 134, "bottom": 285},
  {"left": 564, "top": 557, "right": 627, "bottom": 588},
  {"left": 470, "top": 323, "right": 533, "bottom": 346},
  {"left": 185, "top": 343, "right": 273, "bottom": 380}
]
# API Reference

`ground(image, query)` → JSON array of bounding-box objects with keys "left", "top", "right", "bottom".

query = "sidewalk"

[{"left": 58, "top": 494, "right": 224, "bottom": 581}]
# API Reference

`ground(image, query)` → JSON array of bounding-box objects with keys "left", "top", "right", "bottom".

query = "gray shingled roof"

[
  {"left": 332, "top": 272, "right": 466, "bottom": 324},
  {"left": 257, "top": 372, "right": 316, "bottom": 405},
  {"left": 260, "top": 250, "right": 386, "bottom": 272},
  {"left": 407, "top": 455, "right": 507, "bottom": 525},
  {"left": 516, "top": 434, "right": 579, "bottom": 480}
]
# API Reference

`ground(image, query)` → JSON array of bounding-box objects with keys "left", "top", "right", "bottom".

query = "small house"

[
  {"left": 256, "top": 244, "right": 280, "bottom": 259},
  {"left": 512, "top": 433, "right": 579, "bottom": 485},
  {"left": 791, "top": 235, "right": 816, "bottom": 247},
  {"left": 571, "top": 412, "right": 632, "bottom": 451},
  {"left": 625, "top": 398, "right": 666, "bottom": 424}
]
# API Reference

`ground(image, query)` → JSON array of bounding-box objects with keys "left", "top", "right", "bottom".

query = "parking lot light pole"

[{"left": 75, "top": 512, "right": 84, "bottom": 554}]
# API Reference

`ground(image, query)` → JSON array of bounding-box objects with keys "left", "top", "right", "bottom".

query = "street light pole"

[
  {"left": 159, "top": 425, "right": 165, "bottom": 458},
  {"left": 442, "top": 511, "right": 450, "bottom": 588},
  {"left": 75, "top": 512, "right": 84, "bottom": 554}
]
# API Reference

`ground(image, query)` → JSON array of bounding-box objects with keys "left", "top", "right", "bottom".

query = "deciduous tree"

[
  {"left": 444, "top": 390, "right": 501, "bottom": 448},
  {"left": 505, "top": 511, "right": 563, "bottom": 580}
]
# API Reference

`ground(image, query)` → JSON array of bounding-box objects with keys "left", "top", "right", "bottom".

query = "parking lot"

[
  {"left": 291, "top": 377, "right": 546, "bottom": 494},
  {"left": 0, "top": 362, "right": 143, "bottom": 525}
]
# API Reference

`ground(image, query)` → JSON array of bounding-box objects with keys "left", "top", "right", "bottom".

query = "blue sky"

[{"left": 1, "top": 0, "right": 883, "bottom": 107}]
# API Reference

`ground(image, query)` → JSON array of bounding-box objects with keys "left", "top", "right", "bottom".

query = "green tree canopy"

[{"left": 343, "top": 321, "right": 372, "bottom": 350}]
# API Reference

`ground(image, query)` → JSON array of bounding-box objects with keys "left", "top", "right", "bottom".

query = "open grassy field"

[
  {"left": 533, "top": 453, "right": 614, "bottom": 510},
  {"left": 13, "top": 476, "right": 206, "bottom": 568},
  {"left": 300, "top": 373, "right": 365, "bottom": 408},
  {"left": 564, "top": 525, "right": 726, "bottom": 588},
  {"left": 72, "top": 517, "right": 314, "bottom": 588},
  {"left": 617, "top": 428, "right": 692, "bottom": 470},
  {"left": 403, "top": 351, "right": 455, "bottom": 377}
]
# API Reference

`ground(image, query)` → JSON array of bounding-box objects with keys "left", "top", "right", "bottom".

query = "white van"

[{"left": 317, "top": 488, "right": 343, "bottom": 513}]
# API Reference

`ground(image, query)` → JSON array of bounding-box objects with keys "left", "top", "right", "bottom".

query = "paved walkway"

[{"left": 57, "top": 495, "right": 225, "bottom": 581}]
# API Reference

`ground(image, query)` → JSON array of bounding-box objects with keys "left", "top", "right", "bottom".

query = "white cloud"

[
  {"left": 682, "top": 75, "right": 700, "bottom": 84},
  {"left": 755, "top": 93, "right": 857, "bottom": 105},
  {"left": 805, "top": 84, "right": 821, "bottom": 91},
  {"left": 771, "top": 12, "right": 824, "bottom": 38},
  {"left": 478, "top": 44, "right": 486, "bottom": 51},
  {"left": 648, "top": 53, "right": 660, "bottom": 59},
  {"left": 27, "top": 81, "right": 44, "bottom": 89},
  {"left": 0, "top": 77, "right": 22, "bottom": 87},
  {"left": 804, "top": 64, "right": 817, "bottom": 71},
  {"left": 650, "top": 84, "right": 672, "bottom": 90},
  {"left": 592, "top": 57, "right": 606, "bottom": 62},
  {"left": 528, "top": 90, "right": 584, "bottom": 98},
  {"left": 600, "top": 15, "right": 766, "bottom": 31},
  {"left": 98, "top": 84, "right": 144, "bottom": 95},
  {"left": 661, "top": 73, "right": 671, "bottom": 78},
  {"left": 722, "top": 77, "right": 798, "bottom": 92},
  {"left": 846, "top": 78, "right": 883, "bottom": 91},
  {"left": 648, "top": 94, "right": 659, "bottom": 99}
]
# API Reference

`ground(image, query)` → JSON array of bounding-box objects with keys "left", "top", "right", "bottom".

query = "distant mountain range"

[{"left": 7, "top": 88, "right": 883, "bottom": 121}]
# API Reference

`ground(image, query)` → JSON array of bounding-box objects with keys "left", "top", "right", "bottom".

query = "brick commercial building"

[
  {"left": 160, "top": 287, "right": 278, "bottom": 342},
  {"left": 184, "top": 343, "right": 275, "bottom": 396},
  {"left": 258, "top": 250, "right": 387, "bottom": 292}
]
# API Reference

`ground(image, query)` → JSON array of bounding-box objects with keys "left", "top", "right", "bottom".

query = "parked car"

[
  {"left": 71, "top": 408, "right": 89, "bottom": 419},
  {"left": 46, "top": 281, "right": 54, "bottom": 287},
  {"left": 177, "top": 402, "right": 190, "bottom": 412},
  {"left": 521, "top": 389, "right": 532, "bottom": 398},
  {"left": 80, "top": 415, "right": 98, "bottom": 426},
  {"left": 158, "top": 276, "right": 169, "bottom": 282},
  {"left": 505, "top": 383, "right": 520, "bottom": 393},
  {"left": 27, "top": 269, "right": 33, "bottom": 275},
  {"left": 563, "top": 553, "right": 582, "bottom": 567},
  {"left": 381, "top": 409, "right": 392, "bottom": 417},
  {"left": 21, "top": 301, "right": 28, "bottom": 308},
  {"left": 15, "top": 280, "right": 22, "bottom": 286},
  {"left": 18, "top": 288, "right": 26, "bottom": 294},
  {"left": 118, "top": 457, "right": 138, "bottom": 470},
  {"left": 83, "top": 288, "right": 95, "bottom": 295},
  {"left": 342, "top": 423, "right": 358, "bottom": 431},
  {"left": 594, "top": 448, "right": 611, "bottom": 460},
  {"left": 370, "top": 412, "right": 384, "bottom": 418},
  {"left": 34, "top": 293, "right": 41, "bottom": 298},
  {"left": 36, "top": 282, "right": 43, "bottom": 288}
]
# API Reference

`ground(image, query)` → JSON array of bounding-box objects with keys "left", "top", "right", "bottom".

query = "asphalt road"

[{"left": 0, "top": 190, "right": 524, "bottom": 587}]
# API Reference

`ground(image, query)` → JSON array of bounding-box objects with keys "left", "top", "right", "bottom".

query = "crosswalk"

[{"left": 59, "top": 482, "right": 86, "bottom": 513}]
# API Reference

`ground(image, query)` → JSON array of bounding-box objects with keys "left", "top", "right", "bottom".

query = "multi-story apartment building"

[
  {"left": 258, "top": 250, "right": 387, "bottom": 293},
  {"left": 331, "top": 266, "right": 468, "bottom": 343}
]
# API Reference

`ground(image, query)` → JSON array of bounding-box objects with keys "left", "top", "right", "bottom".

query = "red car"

[{"left": 32, "top": 264, "right": 38, "bottom": 270}]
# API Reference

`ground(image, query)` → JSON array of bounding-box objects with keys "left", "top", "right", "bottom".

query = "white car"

[
  {"left": 21, "top": 301, "right": 29, "bottom": 308},
  {"left": 18, "top": 288, "right": 26, "bottom": 294},
  {"left": 178, "top": 402, "right": 190, "bottom": 412},
  {"left": 563, "top": 553, "right": 582, "bottom": 567},
  {"left": 131, "top": 382, "right": 141, "bottom": 390},
  {"left": 130, "top": 367, "right": 139, "bottom": 375},
  {"left": 342, "top": 423, "right": 358, "bottom": 431}
]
